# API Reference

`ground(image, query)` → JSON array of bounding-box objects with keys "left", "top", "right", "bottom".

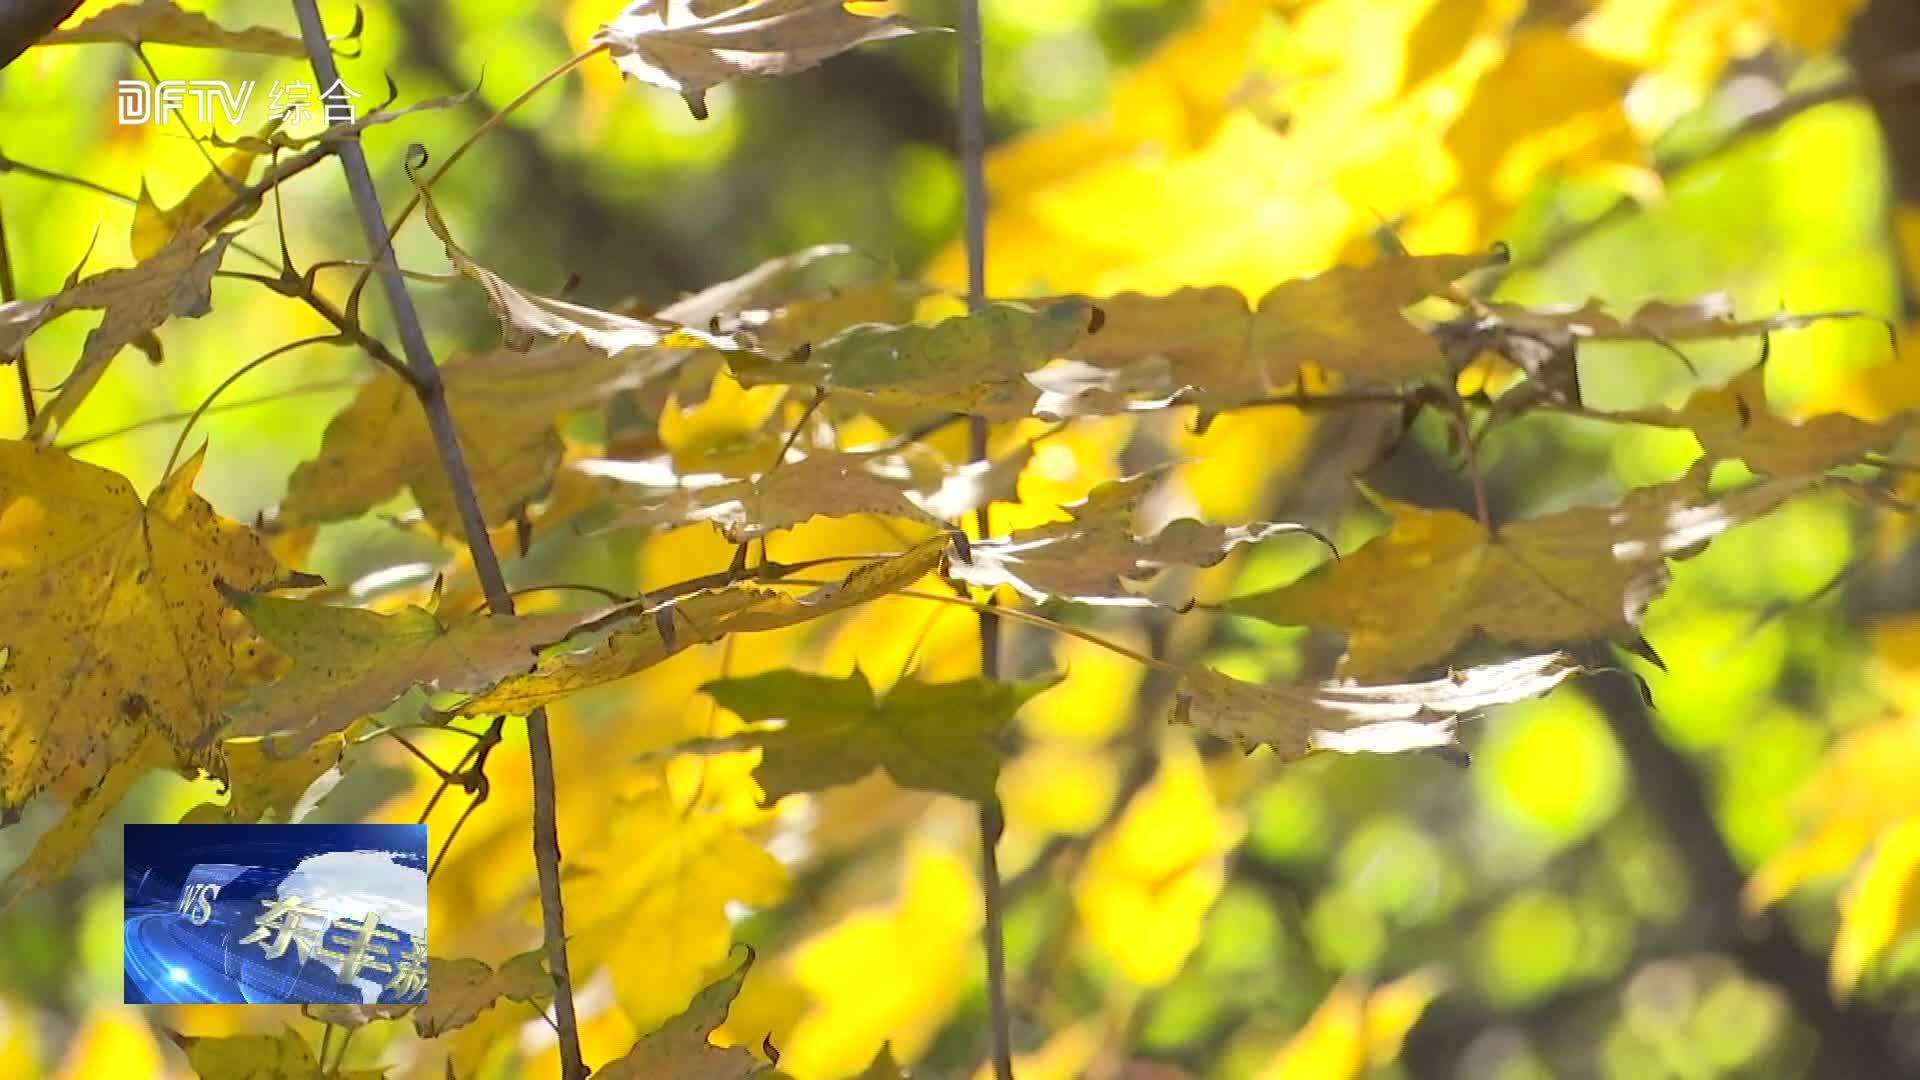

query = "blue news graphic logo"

[{"left": 123, "top": 824, "right": 429, "bottom": 1006}]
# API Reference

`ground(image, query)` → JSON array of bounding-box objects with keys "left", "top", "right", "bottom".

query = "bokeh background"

[{"left": 3, "top": 0, "right": 1920, "bottom": 1076}]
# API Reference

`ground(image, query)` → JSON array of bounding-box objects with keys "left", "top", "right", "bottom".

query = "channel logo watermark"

[
  {"left": 124, "top": 823, "right": 428, "bottom": 1006},
  {"left": 114, "top": 77, "right": 360, "bottom": 127}
]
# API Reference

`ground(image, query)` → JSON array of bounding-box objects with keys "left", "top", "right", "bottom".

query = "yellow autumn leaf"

[
  {"left": 0, "top": 441, "right": 307, "bottom": 847},
  {"left": 52, "top": 1007, "right": 160, "bottom": 1080},
  {"left": 1618, "top": 364, "right": 1909, "bottom": 476},
  {"left": 413, "top": 949, "right": 551, "bottom": 1038},
  {"left": 450, "top": 539, "right": 948, "bottom": 717},
  {"left": 411, "top": 161, "right": 741, "bottom": 360},
  {"left": 951, "top": 471, "right": 1326, "bottom": 607},
  {"left": 570, "top": 783, "right": 787, "bottom": 1032},
  {"left": 219, "top": 587, "right": 620, "bottom": 750},
  {"left": 38, "top": 0, "right": 306, "bottom": 55},
  {"left": 1831, "top": 816, "right": 1920, "bottom": 997},
  {"left": 3, "top": 228, "right": 235, "bottom": 440},
  {"left": 1747, "top": 710, "right": 1920, "bottom": 910},
  {"left": 1255, "top": 969, "right": 1448, "bottom": 1079},
  {"left": 1231, "top": 464, "right": 1834, "bottom": 678},
  {"left": 180, "top": 732, "right": 347, "bottom": 825},
  {"left": 1074, "top": 736, "right": 1244, "bottom": 987},
  {"left": 780, "top": 845, "right": 981, "bottom": 1078},
  {"left": 278, "top": 340, "right": 669, "bottom": 538},
  {"left": 131, "top": 126, "right": 274, "bottom": 261}
]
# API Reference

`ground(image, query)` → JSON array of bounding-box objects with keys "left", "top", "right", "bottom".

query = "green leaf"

[
  {"left": 728, "top": 300, "right": 1094, "bottom": 419},
  {"left": 220, "top": 587, "right": 618, "bottom": 751},
  {"left": 701, "top": 669, "right": 1059, "bottom": 803}
]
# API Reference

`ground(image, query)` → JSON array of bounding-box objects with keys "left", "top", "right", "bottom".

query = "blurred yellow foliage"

[
  {"left": 780, "top": 846, "right": 982, "bottom": 1078},
  {"left": 1073, "top": 737, "right": 1245, "bottom": 987},
  {"left": 1256, "top": 969, "right": 1448, "bottom": 1080}
]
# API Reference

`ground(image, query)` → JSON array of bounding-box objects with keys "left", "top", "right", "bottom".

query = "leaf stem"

[
  {"left": 162, "top": 334, "right": 336, "bottom": 479},
  {"left": 343, "top": 43, "right": 607, "bottom": 313},
  {"left": 57, "top": 376, "right": 362, "bottom": 452},
  {"left": 288, "top": 4, "right": 586, "bottom": 1076}
]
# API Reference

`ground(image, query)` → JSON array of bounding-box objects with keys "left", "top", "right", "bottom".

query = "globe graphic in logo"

[{"left": 272, "top": 850, "right": 428, "bottom": 1004}]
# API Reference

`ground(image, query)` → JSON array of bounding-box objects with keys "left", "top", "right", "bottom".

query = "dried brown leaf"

[
  {"left": 1174, "top": 653, "right": 1583, "bottom": 761},
  {"left": 593, "top": 0, "right": 940, "bottom": 119},
  {"left": 950, "top": 472, "right": 1324, "bottom": 606}
]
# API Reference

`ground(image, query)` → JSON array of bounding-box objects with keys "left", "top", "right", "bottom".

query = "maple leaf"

[
  {"left": 728, "top": 300, "right": 1095, "bottom": 420},
  {"left": 700, "top": 668, "right": 1058, "bottom": 803},
  {"left": 218, "top": 587, "right": 624, "bottom": 751},
  {"left": 949, "top": 471, "right": 1328, "bottom": 606},
  {"left": 180, "top": 731, "right": 349, "bottom": 824},
  {"left": 0, "top": 442, "right": 313, "bottom": 823},
  {"left": 1044, "top": 250, "right": 1502, "bottom": 410},
  {"left": 1173, "top": 653, "right": 1584, "bottom": 762},
  {"left": 597, "top": 945, "right": 769, "bottom": 1079},
  {"left": 595, "top": 448, "right": 958, "bottom": 541},
  {"left": 450, "top": 539, "right": 947, "bottom": 717},
  {"left": 1229, "top": 465, "right": 1838, "bottom": 678},
  {"left": 304, "top": 1003, "right": 414, "bottom": 1030},
  {"left": 780, "top": 846, "right": 979, "bottom": 1074},
  {"left": 411, "top": 159, "right": 742, "bottom": 359},
  {"left": 844, "top": 1045, "right": 907, "bottom": 1080},
  {"left": 1458, "top": 293, "right": 1877, "bottom": 405},
  {"left": 279, "top": 342, "right": 648, "bottom": 537},
  {"left": 1615, "top": 364, "right": 1909, "bottom": 476},
  {"left": 37, "top": 0, "right": 305, "bottom": 56},
  {"left": 413, "top": 950, "right": 551, "bottom": 1038},
  {"left": 0, "top": 228, "right": 234, "bottom": 439},
  {"left": 728, "top": 276, "right": 932, "bottom": 358},
  {"left": 165, "top": 1027, "right": 381, "bottom": 1080},
  {"left": 569, "top": 785, "right": 787, "bottom": 1031},
  {"left": 592, "top": 0, "right": 940, "bottom": 120},
  {"left": 131, "top": 124, "right": 275, "bottom": 260},
  {"left": 1073, "top": 738, "right": 1241, "bottom": 987}
]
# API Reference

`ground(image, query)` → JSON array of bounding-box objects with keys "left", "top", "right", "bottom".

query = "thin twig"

[
  {"left": 1502, "top": 49, "right": 1920, "bottom": 284},
  {"left": 162, "top": 335, "right": 336, "bottom": 478},
  {"left": 0, "top": 191, "right": 31, "bottom": 426},
  {"left": 771, "top": 580, "right": 1178, "bottom": 673},
  {"left": 57, "top": 376, "right": 362, "bottom": 452},
  {"left": 214, "top": 269, "right": 416, "bottom": 384},
  {"left": 342, "top": 43, "right": 605, "bottom": 317},
  {"left": 0, "top": 151, "right": 137, "bottom": 203},
  {"left": 958, "top": 2, "right": 1014, "bottom": 1066},
  {"left": 287, "top": 4, "right": 585, "bottom": 1076}
]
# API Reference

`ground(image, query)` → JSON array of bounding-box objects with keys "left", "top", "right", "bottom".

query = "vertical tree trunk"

[{"left": 1849, "top": 0, "right": 1920, "bottom": 315}]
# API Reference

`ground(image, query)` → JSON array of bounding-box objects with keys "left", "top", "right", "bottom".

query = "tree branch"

[
  {"left": 287, "top": 4, "right": 585, "bottom": 1077},
  {"left": 956, "top": 1, "right": 1015, "bottom": 1075},
  {"left": 1573, "top": 647, "right": 1908, "bottom": 1078},
  {"left": 1501, "top": 49, "right": 1920, "bottom": 286}
]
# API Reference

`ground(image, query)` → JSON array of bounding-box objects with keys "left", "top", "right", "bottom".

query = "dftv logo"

[{"left": 176, "top": 882, "right": 223, "bottom": 926}]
